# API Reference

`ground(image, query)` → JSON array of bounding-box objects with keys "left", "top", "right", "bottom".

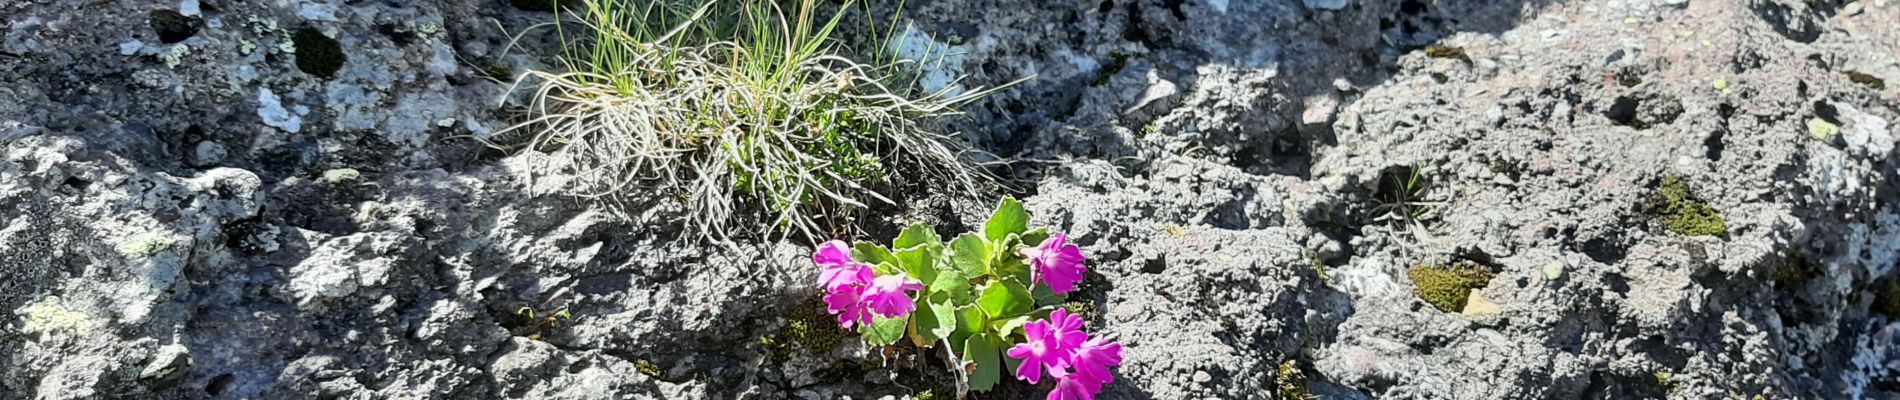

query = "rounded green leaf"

[
  {"left": 949, "top": 233, "right": 991, "bottom": 277},
  {"left": 978, "top": 279, "right": 1033, "bottom": 319},
  {"left": 862, "top": 314, "right": 908, "bottom": 346},
  {"left": 964, "top": 333, "right": 1004, "bottom": 392},
  {"left": 930, "top": 268, "right": 973, "bottom": 304},
  {"left": 910, "top": 293, "right": 957, "bottom": 345},
  {"left": 894, "top": 223, "right": 941, "bottom": 250},
  {"left": 895, "top": 244, "right": 941, "bottom": 286},
  {"left": 984, "top": 197, "right": 1029, "bottom": 244},
  {"left": 853, "top": 243, "right": 898, "bottom": 274}
]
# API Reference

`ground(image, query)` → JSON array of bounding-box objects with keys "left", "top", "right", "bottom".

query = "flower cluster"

[
  {"left": 1007, "top": 309, "right": 1124, "bottom": 400},
  {"left": 808, "top": 198, "right": 1124, "bottom": 400},
  {"left": 815, "top": 240, "right": 923, "bottom": 330}
]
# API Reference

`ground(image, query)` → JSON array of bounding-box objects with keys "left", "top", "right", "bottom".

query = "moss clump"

[
  {"left": 764, "top": 302, "right": 848, "bottom": 362},
  {"left": 635, "top": 359, "right": 666, "bottom": 379},
  {"left": 292, "top": 27, "right": 345, "bottom": 79},
  {"left": 1874, "top": 280, "right": 1900, "bottom": 318},
  {"left": 1648, "top": 176, "right": 1727, "bottom": 237},
  {"left": 1276, "top": 360, "right": 1309, "bottom": 399},
  {"left": 1422, "top": 44, "right": 1470, "bottom": 61},
  {"left": 1408, "top": 263, "right": 1494, "bottom": 313}
]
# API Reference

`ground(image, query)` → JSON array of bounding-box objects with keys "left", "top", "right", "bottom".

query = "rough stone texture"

[{"left": 3, "top": 0, "right": 1898, "bottom": 399}]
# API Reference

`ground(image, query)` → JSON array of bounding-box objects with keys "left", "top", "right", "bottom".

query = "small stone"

[
  {"left": 1462, "top": 292, "right": 1501, "bottom": 318},
  {"left": 1844, "top": 2, "right": 1863, "bottom": 15},
  {"left": 191, "top": 141, "right": 225, "bottom": 166},
  {"left": 1193, "top": 370, "right": 1214, "bottom": 383},
  {"left": 321, "top": 168, "right": 361, "bottom": 183},
  {"left": 1301, "top": 95, "right": 1339, "bottom": 126},
  {"left": 1332, "top": 77, "right": 1356, "bottom": 92},
  {"left": 139, "top": 344, "right": 191, "bottom": 384}
]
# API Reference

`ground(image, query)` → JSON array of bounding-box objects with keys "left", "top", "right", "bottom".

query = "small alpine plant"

[{"left": 811, "top": 198, "right": 1123, "bottom": 399}]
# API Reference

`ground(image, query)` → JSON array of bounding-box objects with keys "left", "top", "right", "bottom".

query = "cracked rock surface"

[{"left": 3, "top": 0, "right": 1898, "bottom": 399}]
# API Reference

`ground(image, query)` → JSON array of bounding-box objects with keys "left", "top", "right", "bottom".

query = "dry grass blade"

[{"left": 491, "top": 0, "right": 1011, "bottom": 242}]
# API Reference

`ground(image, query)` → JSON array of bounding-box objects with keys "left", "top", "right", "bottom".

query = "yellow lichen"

[
  {"left": 116, "top": 232, "right": 175, "bottom": 259},
  {"left": 635, "top": 359, "right": 665, "bottom": 379},
  {"left": 1408, "top": 262, "right": 1494, "bottom": 313},
  {"left": 20, "top": 296, "right": 93, "bottom": 335}
]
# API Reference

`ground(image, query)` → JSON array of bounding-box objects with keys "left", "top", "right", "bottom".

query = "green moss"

[
  {"left": 1276, "top": 360, "right": 1309, "bottom": 400},
  {"left": 292, "top": 27, "right": 345, "bottom": 79},
  {"left": 1649, "top": 176, "right": 1728, "bottom": 237},
  {"left": 1874, "top": 279, "right": 1900, "bottom": 318},
  {"left": 1090, "top": 52, "right": 1136, "bottom": 87},
  {"left": 764, "top": 302, "right": 848, "bottom": 362},
  {"left": 635, "top": 359, "right": 666, "bottom": 379},
  {"left": 914, "top": 390, "right": 938, "bottom": 400},
  {"left": 1408, "top": 262, "right": 1494, "bottom": 313},
  {"left": 1422, "top": 44, "right": 1469, "bottom": 61}
]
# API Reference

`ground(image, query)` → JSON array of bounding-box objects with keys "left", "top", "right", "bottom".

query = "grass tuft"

[{"left": 496, "top": 0, "right": 1010, "bottom": 241}]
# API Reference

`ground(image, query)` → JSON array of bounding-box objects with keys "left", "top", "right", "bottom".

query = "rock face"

[{"left": 2, "top": 0, "right": 1897, "bottom": 399}]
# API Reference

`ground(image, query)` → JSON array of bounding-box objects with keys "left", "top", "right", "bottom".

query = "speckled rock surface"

[{"left": 3, "top": 0, "right": 1898, "bottom": 399}]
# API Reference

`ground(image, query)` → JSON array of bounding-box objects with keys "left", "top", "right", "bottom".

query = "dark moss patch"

[
  {"left": 1773, "top": 252, "right": 1823, "bottom": 289},
  {"left": 1875, "top": 279, "right": 1900, "bottom": 318},
  {"left": 1845, "top": 70, "right": 1886, "bottom": 90},
  {"left": 149, "top": 10, "right": 202, "bottom": 44},
  {"left": 1408, "top": 262, "right": 1493, "bottom": 313},
  {"left": 1646, "top": 175, "right": 1727, "bottom": 237},
  {"left": 1423, "top": 44, "right": 1469, "bottom": 61},
  {"left": 1090, "top": 52, "right": 1137, "bottom": 87},
  {"left": 293, "top": 27, "right": 346, "bottom": 79}
]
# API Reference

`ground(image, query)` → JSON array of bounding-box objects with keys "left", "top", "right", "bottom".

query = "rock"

[
  {"left": 1838, "top": 104, "right": 1893, "bottom": 160},
  {"left": 1304, "top": 0, "right": 1349, "bottom": 10}
]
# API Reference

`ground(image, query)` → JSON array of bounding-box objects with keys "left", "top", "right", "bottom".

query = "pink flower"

[
  {"left": 862, "top": 273, "right": 924, "bottom": 317},
  {"left": 1021, "top": 233, "right": 1087, "bottom": 294},
  {"left": 1048, "top": 375, "right": 1103, "bottom": 400},
  {"left": 823, "top": 284, "right": 872, "bottom": 330},
  {"left": 1068, "top": 336, "right": 1124, "bottom": 386},
  {"left": 1006, "top": 320, "right": 1073, "bottom": 384},
  {"left": 1045, "top": 309, "right": 1087, "bottom": 350},
  {"left": 814, "top": 240, "right": 872, "bottom": 291}
]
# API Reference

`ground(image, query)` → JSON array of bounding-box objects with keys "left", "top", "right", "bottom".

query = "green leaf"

[
  {"left": 955, "top": 305, "right": 987, "bottom": 338},
  {"left": 895, "top": 244, "right": 941, "bottom": 286},
  {"left": 863, "top": 314, "right": 908, "bottom": 346},
  {"left": 853, "top": 243, "right": 898, "bottom": 274},
  {"left": 949, "top": 233, "right": 991, "bottom": 277},
  {"left": 1031, "top": 284, "right": 1067, "bottom": 307},
  {"left": 911, "top": 293, "right": 956, "bottom": 346},
  {"left": 893, "top": 224, "right": 941, "bottom": 250},
  {"left": 930, "top": 268, "right": 972, "bottom": 304},
  {"left": 964, "top": 333, "right": 1004, "bottom": 392},
  {"left": 1019, "top": 228, "right": 1050, "bottom": 249},
  {"left": 984, "top": 197, "right": 1030, "bottom": 244},
  {"left": 990, "top": 315, "right": 1031, "bottom": 337},
  {"left": 978, "top": 279, "right": 1033, "bottom": 319}
]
